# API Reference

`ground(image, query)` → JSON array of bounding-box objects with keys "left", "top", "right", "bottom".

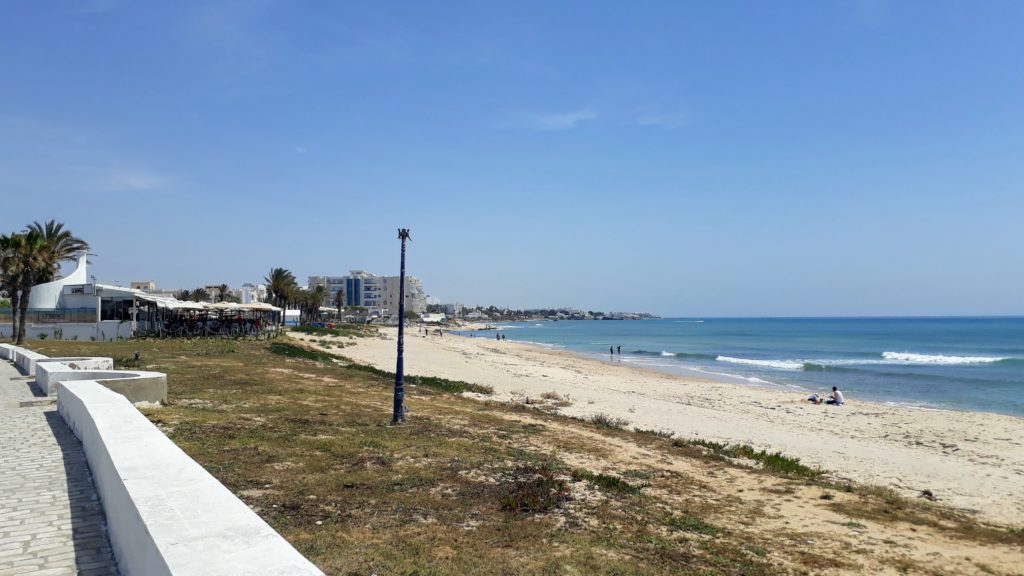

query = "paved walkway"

[{"left": 0, "top": 361, "right": 119, "bottom": 576}]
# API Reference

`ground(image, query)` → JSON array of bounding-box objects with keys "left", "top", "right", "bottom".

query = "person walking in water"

[
  {"left": 610, "top": 346, "right": 614, "bottom": 356},
  {"left": 617, "top": 345, "right": 621, "bottom": 354}
]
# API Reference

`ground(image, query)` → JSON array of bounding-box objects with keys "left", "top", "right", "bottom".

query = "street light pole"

[{"left": 392, "top": 228, "right": 411, "bottom": 425}]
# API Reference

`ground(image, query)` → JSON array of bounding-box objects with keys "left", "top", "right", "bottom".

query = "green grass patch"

[
  {"left": 344, "top": 362, "right": 493, "bottom": 395},
  {"left": 634, "top": 427, "right": 673, "bottom": 439},
  {"left": 662, "top": 514, "right": 720, "bottom": 535},
  {"left": 498, "top": 464, "right": 572, "bottom": 513},
  {"left": 268, "top": 342, "right": 341, "bottom": 363},
  {"left": 290, "top": 324, "right": 375, "bottom": 338},
  {"left": 672, "top": 438, "right": 823, "bottom": 479},
  {"left": 571, "top": 468, "right": 647, "bottom": 495}
]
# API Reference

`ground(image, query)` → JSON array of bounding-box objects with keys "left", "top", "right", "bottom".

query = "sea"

[{"left": 454, "top": 317, "right": 1024, "bottom": 417}]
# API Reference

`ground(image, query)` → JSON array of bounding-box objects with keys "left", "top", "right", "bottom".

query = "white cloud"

[
  {"left": 635, "top": 112, "right": 690, "bottom": 129},
  {"left": 528, "top": 110, "right": 597, "bottom": 131}
]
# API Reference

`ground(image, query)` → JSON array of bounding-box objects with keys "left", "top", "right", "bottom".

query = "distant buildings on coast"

[{"left": 308, "top": 270, "right": 426, "bottom": 315}]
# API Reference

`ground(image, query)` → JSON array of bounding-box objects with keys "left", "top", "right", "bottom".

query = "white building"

[
  {"left": 241, "top": 283, "right": 267, "bottom": 304},
  {"left": 308, "top": 270, "right": 426, "bottom": 315}
]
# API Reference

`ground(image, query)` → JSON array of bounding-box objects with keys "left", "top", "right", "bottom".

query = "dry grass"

[{"left": 31, "top": 338, "right": 1024, "bottom": 576}]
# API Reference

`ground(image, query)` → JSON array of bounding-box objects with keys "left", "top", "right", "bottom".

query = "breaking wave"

[
  {"left": 715, "top": 356, "right": 804, "bottom": 370},
  {"left": 880, "top": 352, "right": 1008, "bottom": 365}
]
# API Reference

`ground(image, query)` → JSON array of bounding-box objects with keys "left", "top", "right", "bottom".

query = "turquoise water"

[{"left": 455, "top": 318, "right": 1024, "bottom": 417}]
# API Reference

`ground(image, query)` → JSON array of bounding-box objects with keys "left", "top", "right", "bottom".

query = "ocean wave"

[
  {"left": 673, "top": 320, "right": 704, "bottom": 323},
  {"left": 715, "top": 356, "right": 804, "bottom": 370},
  {"left": 632, "top": 350, "right": 717, "bottom": 360},
  {"left": 880, "top": 352, "right": 1008, "bottom": 365}
]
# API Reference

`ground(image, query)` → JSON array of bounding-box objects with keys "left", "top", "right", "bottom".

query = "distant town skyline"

[{"left": 3, "top": 2, "right": 1023, "bottom": 317}]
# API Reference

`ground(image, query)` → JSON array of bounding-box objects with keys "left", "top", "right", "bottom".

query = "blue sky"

[{"left": 2, "top": 1, "right": 1022, "bottom": 316}]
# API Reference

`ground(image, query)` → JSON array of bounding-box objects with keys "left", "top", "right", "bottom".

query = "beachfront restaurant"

[{"left": 0, "top": 253, "right": 281, "bottom": 340}]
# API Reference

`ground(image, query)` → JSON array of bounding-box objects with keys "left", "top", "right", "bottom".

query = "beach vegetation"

[
  {"left": 269, "top": 342, "right": 342, "bottom": 363},
  {"left": 290, "top": 324, "right": 376, "bottom": 338},
  {"left": 634, "top": 427, "right": 674, "bottom": 439},
  {"left": 497, "top": 464, "right": 572, "bottom": 513},
  {"left": 571, "top": 468, "right": 648, "bottom": 495},
  {"left": 589, "top": 413, "right": 630, "bottom": 429},
  {"left": 26, "top": 337, "right": 1023, "bottom": 576},
  {"left": 661, "top": 514, "right": 720, "bottom": 535},
  {"left": 671, "top": 438, "right": 823, "bottom": 479}
]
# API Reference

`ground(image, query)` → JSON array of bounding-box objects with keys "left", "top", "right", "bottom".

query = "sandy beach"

[{"left": 295, "top": 327, "right": 1024, "bottom": 525}]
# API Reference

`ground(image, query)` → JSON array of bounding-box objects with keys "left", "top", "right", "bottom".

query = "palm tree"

[
  {"left": 191, "top": 287, "right": 211, "bottom": 303},
  {"left": 25, "top": 220, "right": 90, "bottom": 284},
  {"left": 217, "top": 284, "right": 230, "bottom": 303},
  {"left": 264, "top": 267, "right": 297, "bottom": 323},
  {"left": 0, "top": 233, "right": 28, "bottom": 340},
  {"left": 13, "top": 230, "right": 48, "bottom": 345},
  {"left": 334, "top": 288, "right": 344, "bottom": 318},
  {"left": 175, "top": 289, "right": 193, "bottom": 302},
  {"left": 309, "top": 285, "right": 328, "bottom": 324}
]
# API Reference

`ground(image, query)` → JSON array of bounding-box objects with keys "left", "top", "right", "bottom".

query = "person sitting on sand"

[
  {"left": 826, "top": 386, "right": 845, "bottom": 405},
  {"left": 807, "top": 393, "right": 822, "bottom": 404}
]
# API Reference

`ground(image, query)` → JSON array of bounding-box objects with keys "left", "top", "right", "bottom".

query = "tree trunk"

[
  {"left": 16, "top": 284, "right": 30, "bottom": 345},
  {"left": 9, "top": 290, "right": 20, "bottom": 342}
]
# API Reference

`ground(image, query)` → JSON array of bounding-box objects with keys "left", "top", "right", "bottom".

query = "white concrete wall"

[
  {"left": 57, "top": 381, "right": 325, "bottom": 576},
  {"left": 10, "top": 347, "right": 50, "bottom": 375},
  {"left": 36, "top": 358, "right": 115, "bottom": 394},
  {"left": 26, "top": 253, "right": 89, "bottom": 309},
  {"left": 0, "top": 321, "right": 133, "bottom": 341}
]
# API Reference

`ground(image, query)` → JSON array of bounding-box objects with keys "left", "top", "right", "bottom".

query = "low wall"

[
  {"left": 0, "top": 321, "right": 134, "bottom": 341},
  {"left": 36, "top": 358, "right": 115, "bottom": 394},
  {"left": 10, "top": 347, "right": 49, "bottom": 375},
  {"left": 58, "top": 381, "right": 325, "bottom": 576},
  {"left": 3, "top": 346, "right": 164, "bottom": 403}
]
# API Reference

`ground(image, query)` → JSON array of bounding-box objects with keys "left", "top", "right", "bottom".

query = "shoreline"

[{"left": 297, "top": 327, "right": 1024, "bottom": 525}]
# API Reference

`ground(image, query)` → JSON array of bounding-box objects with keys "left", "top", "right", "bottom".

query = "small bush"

[
  {"left": 268, "top": 342, "right": 340, "bottom": 363},
  {"left": 571, "top": 469, "right": 647, "bottom": 495},
  {"left": 498, "top": 465, "right": 571, "bottom": 513},
  {"left": 634, "top": 427, "right": 673, "bottom": 439},
  {"left": 344, "top": 362, "right": 493, "bottom": 395},
  {"left": 672, "top": 438, "right": 823, "bottom": 479},
  {"left": 590, "top": 413, "right": 630, "bottom": 429},
  {"left": 662, "top": 514, "right": 720, "bottom": 535},
  {"left": 37, "top": 333, "right": 48, "bottom": 340},
  {"left": 114, "top": 356, "right": 141, "bottom": 369}
]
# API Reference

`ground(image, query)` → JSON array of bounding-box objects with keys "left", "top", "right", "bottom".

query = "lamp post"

[{"left": 392, "top": 228, "right": 411, "bottom": 425}]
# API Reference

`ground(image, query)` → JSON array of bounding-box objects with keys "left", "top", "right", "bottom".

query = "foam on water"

[
  {"left": 880, "top": 351, "right": 1008, "bottom": 365},
  {"left": 716, "top": 356, "right": 804, "bottom": 370}
]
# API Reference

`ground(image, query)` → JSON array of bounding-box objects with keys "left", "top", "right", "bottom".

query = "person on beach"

[
  {"left": 617, "top": 345, "right": 621, "bottom": 354},
  {"left": 610, "top": 346, "right": 614, "bottom": 355},
  {"left": 496, "top": 333, "right": 500, "bottom": 341},
  {"left": 826, "top": 386, "right": 845, "bottom": 405}
]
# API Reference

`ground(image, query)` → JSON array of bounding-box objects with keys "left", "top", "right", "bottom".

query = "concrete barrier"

[
  {"left": 13, "top": 348, "right": 49, "bottom": 375},
  {"left": 37, "top": 362, "right": 167, "bottom": 404},
  {"left": 58, "top": 381, "right": 325, "bottom": 576},
  {"left": 0, "top": 343, "right": 15, "bottom": 360},
  {"left": 36, "top": 358, "right": 115, "bottom": 394}
]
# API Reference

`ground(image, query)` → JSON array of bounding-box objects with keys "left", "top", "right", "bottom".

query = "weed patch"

[
  {"left": 589, "top": 413, "right": 629, "bottom": 429},
  {"left": 571, "top": 469, "right": 647, "bottom": 495},
  {"left": 662, "top": 514, "right": 720, "bottom": 535}
]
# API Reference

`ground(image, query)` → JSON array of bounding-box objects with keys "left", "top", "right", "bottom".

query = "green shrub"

[
  {"left": 590, "top": 413, "right": 629, "bottom": 429},
  {"left": 571, "top": 468, "right": 647, "bottom": 495}
]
